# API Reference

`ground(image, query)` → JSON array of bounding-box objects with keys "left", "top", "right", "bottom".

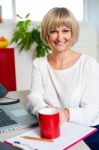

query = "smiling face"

[
  {"left": 48, "top": 26, "right": 72, "bottom": 53},
  {"left": 40, "top": 7, "right": 79, "bottom": 50}
]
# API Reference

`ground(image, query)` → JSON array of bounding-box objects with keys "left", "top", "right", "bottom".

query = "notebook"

[
  {"left": 6, "top": 122, "right": 97, "bottom": 150},
  {"left": 0, "top": 100, "right": 38, "bottom": 133}
]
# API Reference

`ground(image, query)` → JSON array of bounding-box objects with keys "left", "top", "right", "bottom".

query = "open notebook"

[{"left": 5, "top": 122, "right": 97, "bottom": 150}]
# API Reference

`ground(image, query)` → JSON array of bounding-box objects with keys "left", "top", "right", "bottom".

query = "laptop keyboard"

[{"left": 0, "top": 108, "right": 17, "bottom": 127}]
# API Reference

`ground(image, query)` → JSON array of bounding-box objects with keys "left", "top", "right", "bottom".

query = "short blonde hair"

[{"left": 40, "top": 7, "right": 79, "bottom": 47}]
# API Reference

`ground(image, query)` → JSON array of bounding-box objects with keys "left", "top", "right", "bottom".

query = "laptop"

[{"left": 0, "top": 100, "right": 38, "bottom": 133}]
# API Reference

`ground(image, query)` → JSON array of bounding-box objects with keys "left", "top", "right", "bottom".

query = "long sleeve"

[
  {"left": 27, "top": 58, "right": 48, "bottom": 115},
  {"left": 69, "top": 57, "right": 99, "bottom": 126}
]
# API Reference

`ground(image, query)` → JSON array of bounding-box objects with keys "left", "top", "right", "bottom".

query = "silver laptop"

[{"left": 0, "top": 101, "right": 38, "bottom": 133}]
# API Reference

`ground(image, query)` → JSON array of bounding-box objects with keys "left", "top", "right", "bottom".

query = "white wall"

[
  {"left": 0, "top": 22, "right": 98, "bottom": 90},
  {"left": 86, "top": 0, "right": 99, "bottom": 60},
  {"left": 15, "top": 50, "right": 33, "bottom": 91},
  {"left": 74, "top": 23, "right": 98, "bottom": 61}
]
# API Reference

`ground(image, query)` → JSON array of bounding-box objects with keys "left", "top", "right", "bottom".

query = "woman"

[{"left": 27, "top": 7, "right": 99, "bottom": 149}]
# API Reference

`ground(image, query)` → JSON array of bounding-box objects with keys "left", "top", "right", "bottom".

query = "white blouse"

[{"left": 27, "top": 54, "right": 99, "bottom": 126}]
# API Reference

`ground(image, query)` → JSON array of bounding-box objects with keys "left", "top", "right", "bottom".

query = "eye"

[
  {"left": 50, "top": 30, "right": 58, "bottom": 34},
  {"left": 63, "top": 29, "right": 70, "bottom": 33}
]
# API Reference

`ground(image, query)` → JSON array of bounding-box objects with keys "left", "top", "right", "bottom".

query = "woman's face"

[{"left": 48, "top": 26, "right": 72, "bottom": 53}]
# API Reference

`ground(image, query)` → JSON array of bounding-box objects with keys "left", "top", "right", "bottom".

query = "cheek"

[
  {"left": 49, "top": 35, "right": 56, "bottom": 42},
  {"left": 66, "top": 33, "right": 72, "bottom": 40}
]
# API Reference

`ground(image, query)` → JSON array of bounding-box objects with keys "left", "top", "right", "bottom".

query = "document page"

[{"left": 5, "top": 122, "right": 97, "bottom": 150}]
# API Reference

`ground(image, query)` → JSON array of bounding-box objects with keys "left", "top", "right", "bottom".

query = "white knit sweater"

[{"left": 27, "top": 54, "right": 99, "bottom": 126}]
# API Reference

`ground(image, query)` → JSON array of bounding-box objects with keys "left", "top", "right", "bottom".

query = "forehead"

[
  {"left": 49, "top": 18, "right": 72, "bottom": 30},
  {"left": 51, "top": 26, "right": 70, "bottom": 30}
]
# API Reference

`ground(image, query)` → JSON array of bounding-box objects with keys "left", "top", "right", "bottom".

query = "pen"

[
  {"left": 11, "top": 143, "right": 23, "bottom": 150},
  {"left": 14, "top": 141, "right": 38, "bottom": 150},
  {"left": 21, "top": 136, "right": 53, "bottom": 142},
  {"left": 4, "top": 141, "right": 23, "bottom": 150}
]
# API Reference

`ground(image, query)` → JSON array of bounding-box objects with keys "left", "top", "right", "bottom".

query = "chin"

[
  {"left": 55, "top": 46, "right": 68, "bottom": 52},
  {"left": 57, "top": 49, "right": 66, "bottom": 52}
]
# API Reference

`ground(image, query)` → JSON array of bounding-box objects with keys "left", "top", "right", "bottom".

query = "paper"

[{"left": 6, "top": 122, "right": 97, "bottom": 150}]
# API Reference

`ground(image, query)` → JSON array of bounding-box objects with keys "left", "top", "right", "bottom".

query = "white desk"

[{"left": 0, "top": 90, "right": 90, "bottom": 150}]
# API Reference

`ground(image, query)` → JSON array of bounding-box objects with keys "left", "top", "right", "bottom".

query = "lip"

[
  {"left": 54, "top": 42, "right": 66, "bottom": 47},
  {"left": 54, "top": 41, "right": 65, "bottom": 44}
]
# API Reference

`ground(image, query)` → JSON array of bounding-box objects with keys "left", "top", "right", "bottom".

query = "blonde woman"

[{"left": 27, "top": 7, "right": 99, "bottom": 149}]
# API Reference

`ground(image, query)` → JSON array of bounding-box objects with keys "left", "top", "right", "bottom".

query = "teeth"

[{"left": 57, "top": 43, "right": 64, "bottom": 45}]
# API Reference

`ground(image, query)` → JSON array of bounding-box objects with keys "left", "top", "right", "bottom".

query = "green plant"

[{"left": 11, "top": 13, "right": 50, "bottom": 57}]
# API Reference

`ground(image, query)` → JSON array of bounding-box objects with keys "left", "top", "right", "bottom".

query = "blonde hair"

[{"left": 40, "top": 7, "right": 79, "bottom": 47}]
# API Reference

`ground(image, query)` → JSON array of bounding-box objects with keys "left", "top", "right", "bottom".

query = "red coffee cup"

[{"left": 38, "top": 108, "right": 60, "bottom": 139}]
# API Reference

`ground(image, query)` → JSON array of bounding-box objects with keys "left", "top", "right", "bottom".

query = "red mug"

[{"left": 38, "top": 107, "right": 60, "bottom": 139}]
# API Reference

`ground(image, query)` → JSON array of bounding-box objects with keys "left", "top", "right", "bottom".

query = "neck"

[
  {"left": 48, "top": 50, "right": 80, "bottom": 70},
  {"left": 50, "top": 49, "right": 71, "bottom": 63}
]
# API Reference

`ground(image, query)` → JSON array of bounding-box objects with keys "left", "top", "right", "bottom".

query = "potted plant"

[{"left": 11, "top": 13, "right": 50, "bottom": 57}]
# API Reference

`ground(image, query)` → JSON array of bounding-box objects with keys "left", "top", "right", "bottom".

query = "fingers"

[
  {"left": 59, "top": 108, "right": 69, "bottom": 125},
  {"left": 60, "top": 118, "right": 67, "bottom": 125}
]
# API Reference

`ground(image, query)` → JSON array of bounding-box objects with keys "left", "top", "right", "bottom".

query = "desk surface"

[{"left": 0, "top": 90, "right": 90, "bottom": 150}]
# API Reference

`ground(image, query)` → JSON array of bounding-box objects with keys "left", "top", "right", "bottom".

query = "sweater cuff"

[
  {"left": 31, "top": 101, "right": 48, "bottom": 116},
  {"left": 69, "top": 108, "right": 82, "bottom": 124}
]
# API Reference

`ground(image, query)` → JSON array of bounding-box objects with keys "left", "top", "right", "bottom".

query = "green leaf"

[
  {"left": 11, "top": 13, "right": 50, "bottom": 57},
  {"left": 26, "top": 13, "right": 30, "bottom": 18},
  {"left": 17, "top": 14, "right": 23, "bottom": 19}
]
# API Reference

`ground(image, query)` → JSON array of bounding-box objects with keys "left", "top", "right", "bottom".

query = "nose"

[{"left": 57, "top": 32, "right": 63, "bottom": 41}]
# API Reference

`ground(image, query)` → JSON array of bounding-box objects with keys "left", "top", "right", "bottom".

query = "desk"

[{"left": 0, "top": 90, "right": 90, "bottom": 150}]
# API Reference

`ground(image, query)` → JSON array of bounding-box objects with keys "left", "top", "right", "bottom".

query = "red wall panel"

[{"left": 0, "top": 48, "right": 16, "bottom": 91}]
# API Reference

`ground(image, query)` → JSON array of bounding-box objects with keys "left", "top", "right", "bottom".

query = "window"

[
  {"left": 0, "top": 0, "right": 13, "bottom": 20},
  {"left": 16, "top": 0, "right": 83, "bottom": 21},
  {"left": 0, "top": 0, "right": 83, "bottom": 22}
]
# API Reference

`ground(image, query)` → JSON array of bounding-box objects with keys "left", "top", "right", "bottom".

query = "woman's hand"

[
  {"left": 47, "top": 105, "right": 70, "bottom": 125},
  {"left": 59, "top": 108, "right": 70, "bottom": 124}
]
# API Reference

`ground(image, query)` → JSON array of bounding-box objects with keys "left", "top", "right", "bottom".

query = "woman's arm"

[
  {"left": 68, "top": 58, "right": 99, "bottom": 126},
  {"left": 27, "top": 59, "right": 48, "bottom": 115}
]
